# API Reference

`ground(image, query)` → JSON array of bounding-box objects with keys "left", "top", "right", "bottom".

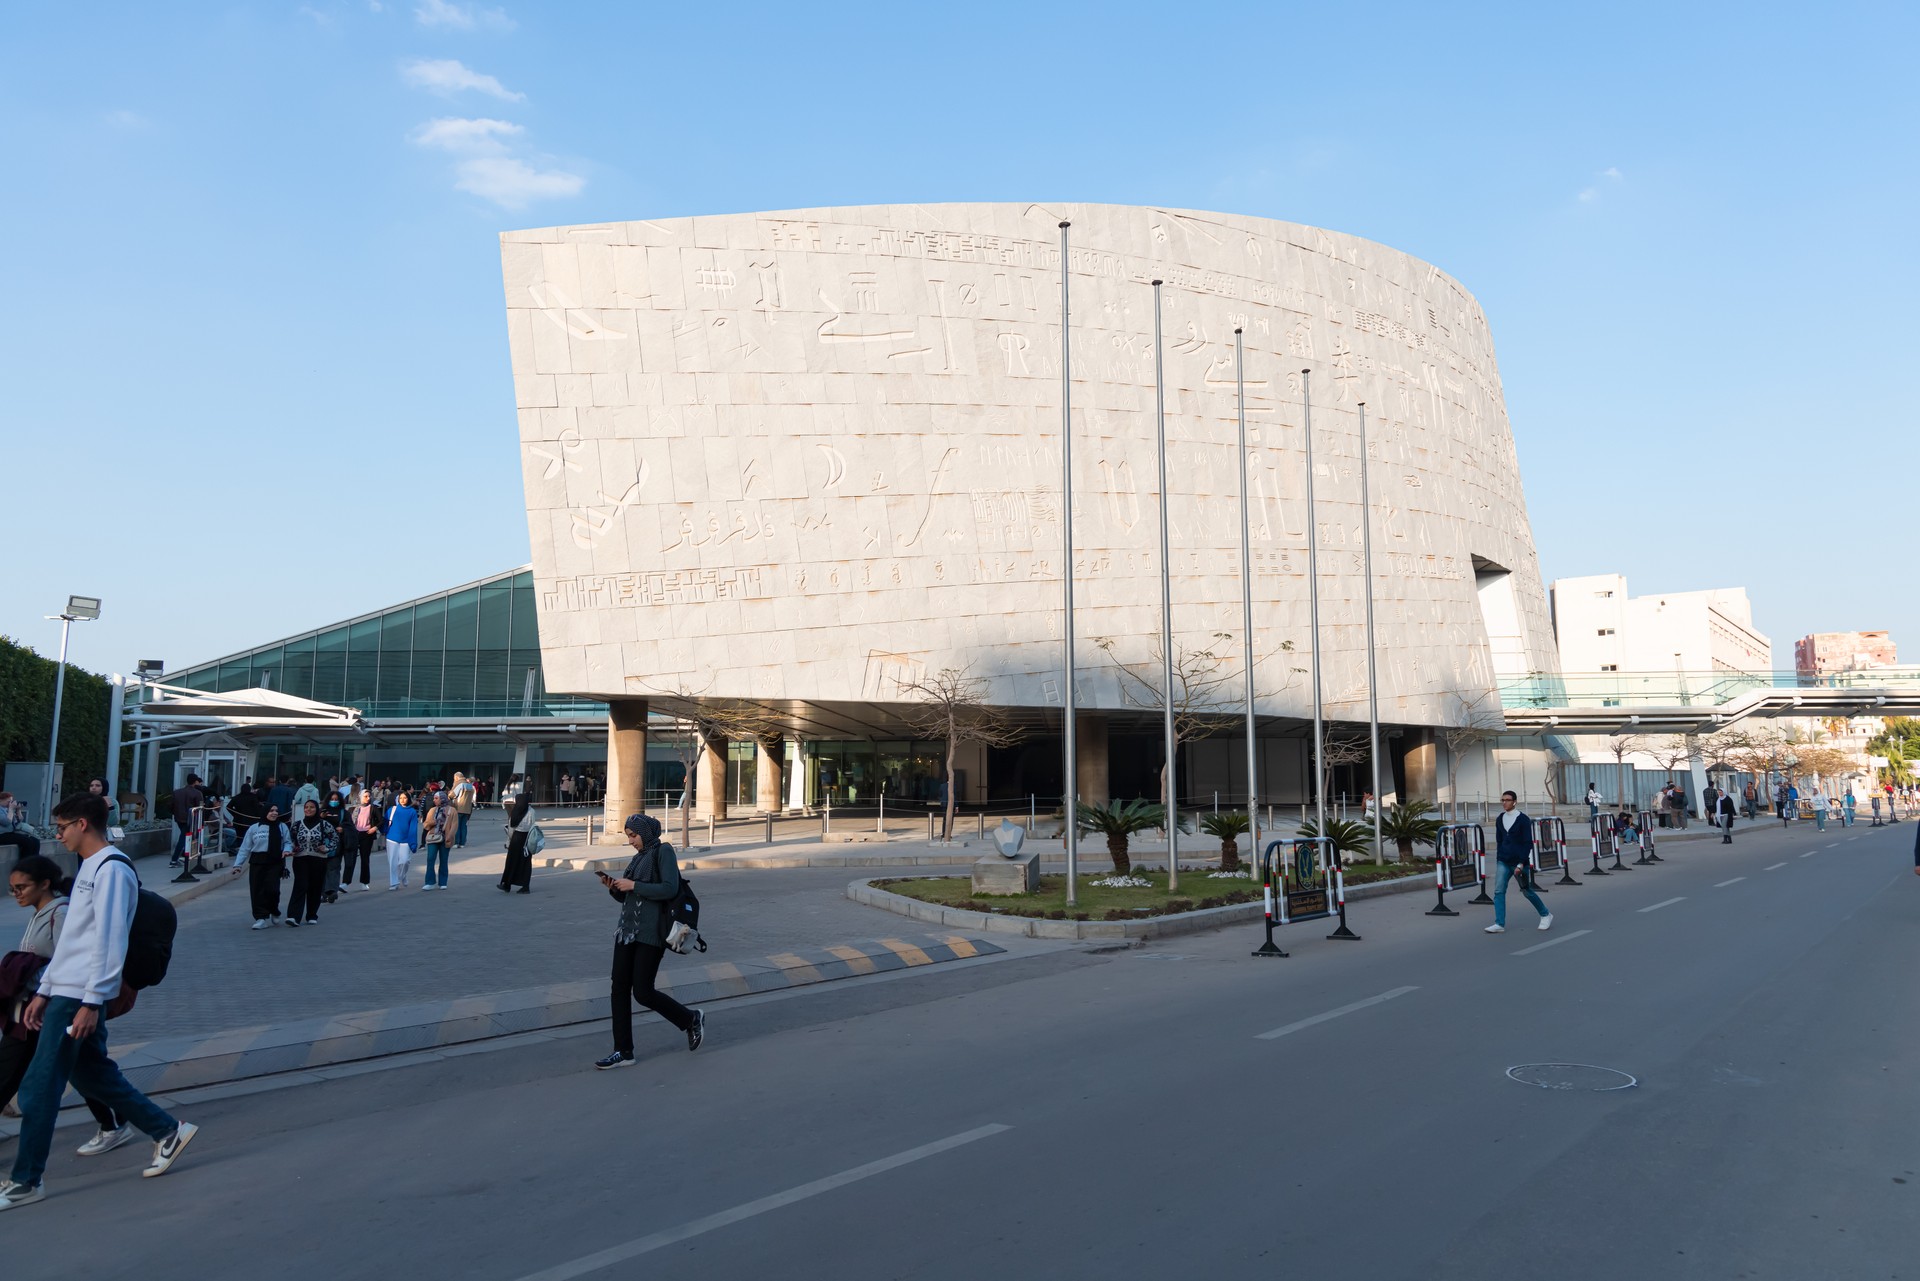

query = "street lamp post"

[
  {"left": 1151, "top": 280, "right": 1179, "bottom": 893},
  {"left": 1060, "top": 219, "right": 1079, "bottom": 908},
  {"left": 1358, "top": 402, "right": 1383, "bottom": 865},
  {"left": 1234, "top": 329, "right": 1260, "bottom": 862},
  {"left": 43, "top": 595, "right": 102, "bottom": 823}
]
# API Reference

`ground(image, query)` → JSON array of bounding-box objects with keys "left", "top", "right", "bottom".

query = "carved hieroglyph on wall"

[{"left": 503, "top": 204, "right": 1556, "bottom": 725}]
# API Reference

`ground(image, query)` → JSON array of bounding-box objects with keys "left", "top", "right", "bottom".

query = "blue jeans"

[
  {"left": 455, "top": 812, "right": 470, "bottom": 848},
  {"left": 11, "top": 995, "right": 177, "bottom": 1186},
  {"left": 423, "top": 842, "right": 450, "bottom": 887},
  {"left": 1493, "top": 859, "right": 1547, "bottom": 927}
]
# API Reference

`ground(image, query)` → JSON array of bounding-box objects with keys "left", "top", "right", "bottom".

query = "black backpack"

[
  {"left": 665, "top": 878, "right": 707, "bottom": 953},
  {"left": 102, "top": 854, "right": 178, "bottom": 990}
]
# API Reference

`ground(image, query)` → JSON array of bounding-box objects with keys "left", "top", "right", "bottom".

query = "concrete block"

[{"left": 971, "top": 851, "right": 1040, "bottom": 895}]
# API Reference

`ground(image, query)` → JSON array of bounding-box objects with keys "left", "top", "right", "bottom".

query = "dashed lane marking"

[
  {"left": 1714, "top": 877, "right": 1746, "bottom": 887},
  {"left": 1640, "top": 897, "right": 1686, "bottom": 913},
  {"left": 1764, "top": 862, "right": 1788, "bottom": 871},
  {"left": 1255, "top": 986, "right": 1419, "bottom": 1041},
  {"left": 509, "top": 1124, "right": 1014, "bottom": 1281},
  {"left": 1800, "top": 851, "right": 1818, "bottom": 858},
  {"left": 1512, "top": 929, "right": 1592, "bottom": 956}
]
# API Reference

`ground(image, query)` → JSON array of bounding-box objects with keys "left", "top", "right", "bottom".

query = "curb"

[
  {"left": 845, "top": 870, "right": 1434, "bottom": 940},
  {"left": 91, "top": 934, "right": 1003, "bottom": 1101}
]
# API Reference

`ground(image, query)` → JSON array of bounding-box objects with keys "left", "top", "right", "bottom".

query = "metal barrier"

[
  {"left": 1585, "top": 815, "right": 1616, "bottom": 876},
  {"left": 1427, "top": 824, "right": 1485, "bottom": 916},
  {"left": 1252, "top": 836, "right": 1357, "bottom": 955},
  {"left": 1533, "top": 816, "right": 1579, "bottom": 886},
  {"left": 1632, "top": 809, "right": 1663, "bottom": 864}
]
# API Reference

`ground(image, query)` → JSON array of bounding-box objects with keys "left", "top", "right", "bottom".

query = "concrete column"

[
  {"left": 754, "top": 737, "right": 784, "bottom": 813},
  {"left": 1402, "top": 730, "right": 1437, "bottom": 805},
  {"left": 1076, "top": 712, "right": 1110, "bottom": 808},
  {"left": 602, "top": 698, "right": 648, "bottom": 843},
  {"left": 1687, "top": 741, "right": 1710, "bottom": 821},
  {"left": 696, "top": 732, "right": 728, "bottom": 820}
]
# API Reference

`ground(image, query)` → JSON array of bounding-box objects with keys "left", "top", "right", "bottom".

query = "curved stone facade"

[{"left": 502, "top": 203, "right": 1556, "bottom": 727}]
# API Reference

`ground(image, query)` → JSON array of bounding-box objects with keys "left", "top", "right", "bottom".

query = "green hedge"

[{"left": 0, "top": 634, "right": 112, "bottom": 794}]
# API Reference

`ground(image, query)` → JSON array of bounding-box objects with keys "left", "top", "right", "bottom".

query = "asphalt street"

[{"left": 4, "top": 816, "right": 1914, "bottom": 1281}]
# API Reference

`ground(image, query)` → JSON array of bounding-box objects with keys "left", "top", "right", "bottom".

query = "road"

[{"left": 5, "top": 817, "right": 1914, "bottom": 1280}]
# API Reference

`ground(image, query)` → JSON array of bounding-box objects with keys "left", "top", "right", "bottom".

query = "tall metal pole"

[
  {"left": 1234, "top": 329, "right": 1259, "bottom": 863},
  {"left": 44, "top": 615, "right": 73, "bottom": 824},
  {"left": 1152, "top": 280, "right": 1179, "bottom": 892},
  {"left": 1358, "top": 402, "right": 1383, "bottom": 863},
  {"left": 1059, "top": 221, "right": 1079, "bottom": 907},
  {"left": 1302, "top": 370, "right": 1326, "bottom": 838},
  {"left": 104, "top": 674, "right": 125, "bottom": 807}
]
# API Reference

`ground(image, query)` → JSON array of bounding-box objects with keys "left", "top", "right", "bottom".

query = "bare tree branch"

[{"left": 891, "top": 666, "right": 1023, "bottom": 840}]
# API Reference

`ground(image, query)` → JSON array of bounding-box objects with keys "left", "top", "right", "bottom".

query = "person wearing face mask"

[
  {"left": 321, "top": 791, "right": 349, "bottom": 903},
  {"left": 232, "top": 805, "right": 293, "bottom": 930},
  {"left": 285, "top": 801, "right": 337, "bottom": 926}
]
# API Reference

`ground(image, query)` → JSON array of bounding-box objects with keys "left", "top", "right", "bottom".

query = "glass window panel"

[
  {"left": 345, "top": 618, "right": 381, "bottom": 705},
  {"left": 312, "top": 628, "right": 348, "bottom": 704},
  {"left": 281, "top": 636, "right": 316, "bottom": 700},
  {"left": 443, "top": 588, "right": 478, "bottom": 650},
  {"left": 377, "top": 608, "right": 414, "bottom": 706},
  {"left": 441, "top": 649, "right": 475, "bottom": 707},
  {"left": 509, "top": 576, "right": 539, "bottom": 648},
  {"left": 474, "top": 650, "right": 511, "bottom": 706},
  {"left": 412, "top": 596, "right": 446, "bottom": 650},
  {"left": 249, "top": 646, "right": 284, "bottom": 693},
  {"left": 477, "top": 582, "right": 511, "bottom": 649},
  {"left": 216, "top": 660, "right": 250, "bottom": 692}
]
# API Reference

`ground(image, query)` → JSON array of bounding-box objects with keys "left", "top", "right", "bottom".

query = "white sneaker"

[
  {"left": 1538, "top": 914, "right": 1554, "bottom": 931},
  {"left": 420, "top": 884, "right": 435, "bottom": 892},
  {"left": 1483, "top": 924, "right": 1505, "bottom": 933},
  {"left": 251, "top": 919, "right": 270, "bottom": 931},
  {"left": 76, "top": 1124, "right": 135, "bottom": 1157},
  {"left": 143, "top": 1122, "right": 198, "bottom": 1178},
  {"left": 0, "top": 1180, "right": 45, "bottom": 1211}
]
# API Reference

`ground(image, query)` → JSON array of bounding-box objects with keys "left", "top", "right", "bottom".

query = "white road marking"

[
  {"left": 1714, "top": 877, "right": 1746, "bottom": 887},
  {"left": 1800, "top": 851, "right": 1817, "bottom": 858},
  {"left": 510, "top": 1124, "right": 1014, "bottom": 1281},
  {"left": 1640, "top": 897, "right": 1686, "bottom": 913},
  {"left": 1512, "top": 929, "right": 1592, "bottom": 955},
  {"left": 1824, "top": 843, "right": 1839, "bottom": 848},
  {"left": 1256, "top": 986, "right": 1419, "bottom": 1040},
  {"left": 1764, "top": 862, "right": 1788, "bottom": 871}
]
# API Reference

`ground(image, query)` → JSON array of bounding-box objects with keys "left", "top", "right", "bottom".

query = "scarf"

[{"left": 265, "top": 822, "right": 284, "bottom": 856}]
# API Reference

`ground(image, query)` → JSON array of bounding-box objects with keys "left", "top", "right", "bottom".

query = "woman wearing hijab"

[
  {"left": 232, "top": 804, "right": 293, "bottom": 929},
  {"left": 342, "top": 789, "right": 380, "bottom": 891},
  {"left": 84, "top": 777, "right": 119, "bottom": 828},
  {"left": 285, "top": 800, "right": 337, "bottom": 925},
  {"left": 593, "top": 814, "right": 704, "bottom": 1069},
  {"left": 499, "top": 791, "right": 536, "bottom": 894},
  {"left": 419, "top": 790, "right": 455, "bottom": 891},
  {"left": 321, "top": 791, "right": 349, "bottom": 903}
]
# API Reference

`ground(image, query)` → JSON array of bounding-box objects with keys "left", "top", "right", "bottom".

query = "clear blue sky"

[{"left": 4, "top": 1, "right": 1914, "bottom": 679}]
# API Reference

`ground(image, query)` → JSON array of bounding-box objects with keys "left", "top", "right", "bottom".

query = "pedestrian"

[
  {"left": 499, "top": 791, "right": 535, "bottom": 894},
  {"left": 1483, "top": 791, "right": 1551, "bottom": 935},
  {"left": 1871, "top": 792, "right": 1883, "bottom": 826},
  {"left": 285, "top": 800, "right": 336, "bottom": 926},
  {"left": 264, "top": 775, "right": 296, "bottom": 822},
  {"left": 232, "top": 805, "right": 291, "bottom": 929},
  {"left": 560, "top": 773, "right": 574, "bottom": 806},
  {"left": 1807, "top": 784, "right": 1827, "bottom": 831},
  {"left": 0, "top": 792, "right": 39, "bottom": 863},
  {"left": 593, "top": 813, "right": 705, "bottom": 1069},
  {"left": 84, "top": 777, "right": 119, "bottom": 828},
  {"left": 1843, "top": 787, "right": 1857, "bottom": 826},
  {"left": 0, "top": 793, "right": 199, "bottom": 1212},
  {"left": 169, "top": 773, "right": 204, "bottom": 867},
  {"left": 342, "top": 789, "right": 379, "bottom": 890},
  {"left": 321, "top": 791, "right": 348, "bottom": 902},
  {"left": 1715, "top": 787, "right": 1737, "bottom": 843},
  {"left": 291, "top": 775, "right": 320, "bottom": 816},
  {"left": 1, "top": 854, "right": 132, "bottom": 1158},
  {"left": 1584, "top": 783, "right": 1602, "bottom": 822},
  {"left": 1743, "top": 780, "right": 1759, "bottom": 820},
  {"left": 419, "top": 790, "right": 453, "bottom": 891},
  {"left": 450, "top": 772, "right": 476, "bottom": 849},
  {"left": 384, "top": 791, "right": 420, "bottom": 890}
]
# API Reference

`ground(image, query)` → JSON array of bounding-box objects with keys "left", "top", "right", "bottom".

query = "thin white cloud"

[
  {"left": 415, "top": 0, "right": 514, "bottom": 30},
  {"left": 104, "top": 109, "right": 151, "bottom": 129},
  {"left": 453, "top": 156, "right": 584, "bottom": 209},
  {"left": 1601, "top": 166, "right": 1623, "bottom": 180},
  {"left": 412, "top": 116, "right": 523, "bottom": 151},
  {"left": 1578, "top": 166, "right": 1625, "bottom": 203},
  {"left": 400, "top": 57, "right": 524, "bottom": 101}
]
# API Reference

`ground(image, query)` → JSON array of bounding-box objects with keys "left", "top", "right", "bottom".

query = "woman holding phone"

[{"left": 593, "top": 813, "right": 704, "bottom": 1070}]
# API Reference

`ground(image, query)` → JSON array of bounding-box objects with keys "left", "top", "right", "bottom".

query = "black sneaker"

[
  {"left": 595, "top": 1051, "right": 635, "bottom": 1070},
  {"left": 686, "top": 1009, "right": 705, "bottom": 1052}
]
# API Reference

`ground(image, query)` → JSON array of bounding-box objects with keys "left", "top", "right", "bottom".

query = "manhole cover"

[{"left": 1506, "top": 1063, "right": 1638, "bottom": 1092}]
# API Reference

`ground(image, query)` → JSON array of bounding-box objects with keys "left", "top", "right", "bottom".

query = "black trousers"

[
  {"left": 500, "top": 831, "right": 532, "bottom": 890},
  {"left": 249, "top": 856, "right": 284, "bottom": 920},
  {"left": 341, "top": 830, "right": 373, "bottom": 884},
  {"left": 609, "top": 941, "right": 693, "bottom": 1054},
  {"left": 286, "top": 857, "right": 327, "bottom": 921},
  {"left": 1, "top": 1029, "right": 122, "bottom": 1132}
]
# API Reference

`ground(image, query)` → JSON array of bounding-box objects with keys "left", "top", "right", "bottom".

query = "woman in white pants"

[{"left": 384, "top": 791, "right": 421, "bottom": 889}]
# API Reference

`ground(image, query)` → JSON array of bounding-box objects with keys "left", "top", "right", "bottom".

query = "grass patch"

[{"left": 874, "top": 871, "right": 1261, "bottom": 921}]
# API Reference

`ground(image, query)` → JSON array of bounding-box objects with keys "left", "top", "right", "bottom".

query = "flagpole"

[
  {"left": 1235, "top": 328, "right": 1259, "bottom": 865},
  {"left": 1059, "top": 220, "right": 1078, "bottom": 908},
  {"left": 1302, "top": 369, "right": 1325, "bottom": 838},
  {"left": 1152, "top": 280, "right": 1179, "bottom": 893},
  {"left": 1359, "top": 400, "right": 1383, "bottom": 864}
]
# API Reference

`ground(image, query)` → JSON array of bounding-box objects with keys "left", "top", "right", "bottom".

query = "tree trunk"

[
  {"left": 1396, "top": 837, "right": 1413, "bottom": 860},
  {"left": 1220, "top": 835, "right": 1239, "bottom": 872},
  {"left": 942, "top": 732, "right": 957, "bottom": 841},
  {"left": 1106, "top": 832, "right": 1130, "bottom": 874}
]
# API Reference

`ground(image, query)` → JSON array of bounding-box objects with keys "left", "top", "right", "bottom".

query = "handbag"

[{"left": 527, "top": 824, "right": 546, "bottom": 856}]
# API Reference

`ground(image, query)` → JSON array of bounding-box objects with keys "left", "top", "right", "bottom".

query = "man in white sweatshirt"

[{"left": 0, "top": 793, "right": 198, "bottom": 1212}]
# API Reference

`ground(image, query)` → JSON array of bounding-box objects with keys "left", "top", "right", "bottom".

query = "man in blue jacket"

[{"left": 1485, "top": 790, "right": 1552, "bottom": 934}]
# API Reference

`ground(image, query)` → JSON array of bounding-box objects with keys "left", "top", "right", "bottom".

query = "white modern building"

[
  {"left": 1550, "top": 573, "right": 1772, "bottom": 709},
  {"left": 503, "top": 202, "right": 1569, "bottom": 829}
]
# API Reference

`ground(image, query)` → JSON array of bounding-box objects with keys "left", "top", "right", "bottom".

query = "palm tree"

[
  {"left": 1376, "top": 799, "right": 1444, "bottom": 861},
  {"left": 1074, "top": 799, "right": 1167, "bottom": 874},
  {"left": 1296, "top": 816, "right": 1375, "bottom": 863},
  {"left": 1197, "top": 810, "right": 1251, "bottom": 871}
]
